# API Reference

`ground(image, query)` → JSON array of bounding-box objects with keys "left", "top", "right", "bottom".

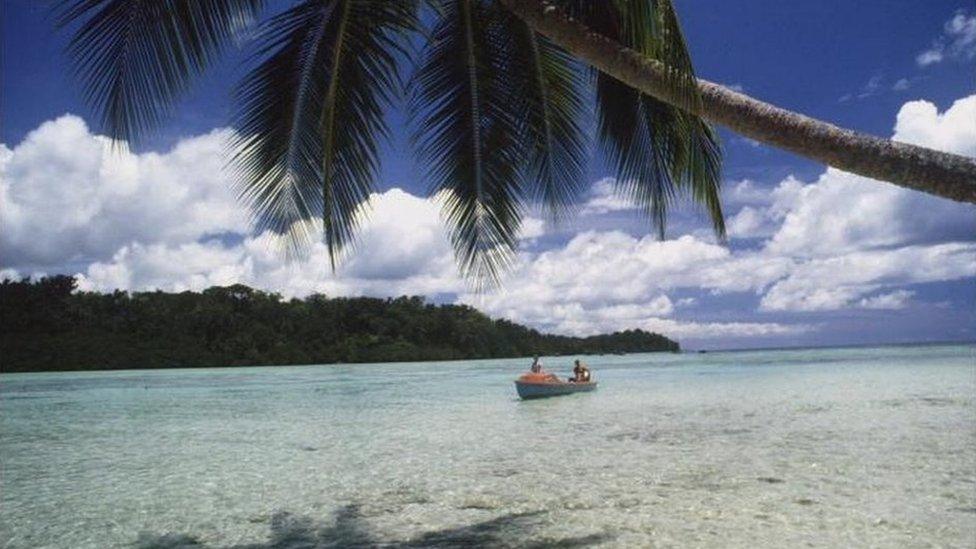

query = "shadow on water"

[{"left": 134, "top": 505, "right": 612, "bottom": 549}]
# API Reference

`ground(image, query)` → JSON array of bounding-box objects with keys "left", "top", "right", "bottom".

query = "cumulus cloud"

[
  {"left": 0, "top": 115, "right": 246, "bottom": 269},
  {"left": 552, "top": 315, "right": 809, "bottom": 340},
  {"left": 490, "top": 296, "right": 810, "bottom": 339},
  {"left": 579, "top": 177, "right": 635, "bottom": 215},
  {"left": 767, "top": 96, "right": 976, "bottom": 258},
  {"left": 859, "top": 290, "right": 914, "bottom": 310},
  {"left": 917, "top": 11, "right": 976, "bottom": 67},
  {"left": 759, "top": 244, "right": 975, "bottom": 312},
  {"left": 894, "top": 95, "right": 976, "bottom": 155},
  {"left": 727, "top": 206, "right": 769, "bottom": 239},
  {"left": 725, "top": 177, "right": 804, "bottom": 239},
  {"left": 459, "top": 231, "right": 803, "bottom": 337},
  {"left": 739, "top": 96, "right": 976, "bottom": 310},
  {"left": 75, "top": 188, "right": 465, "bottom": 298},
  {"left": 764, "top": 167, "right": 970, "bottom": 257},
  {"left": 519, "top": 217, "right": 546, "bottom": 241},
  {"left": 724, "top": 179, "right": 770, "bottom": 206}
]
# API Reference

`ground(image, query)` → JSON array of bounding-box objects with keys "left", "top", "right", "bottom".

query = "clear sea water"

[{"left": 1, "top": 344, "right": 974, "bottom": 548}]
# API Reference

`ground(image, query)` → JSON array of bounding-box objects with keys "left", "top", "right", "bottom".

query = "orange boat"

[{"left": 514, "top": 372, "right": 597, "bottom": 399}]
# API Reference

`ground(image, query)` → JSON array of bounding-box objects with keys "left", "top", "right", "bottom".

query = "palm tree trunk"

[{"left": 500, "top": 0, "right": 976, "bottom": 204}]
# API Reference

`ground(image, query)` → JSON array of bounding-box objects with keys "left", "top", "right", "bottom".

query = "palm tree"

[{"left": 57, "top": 0, "right": 976, "bottom": 284}]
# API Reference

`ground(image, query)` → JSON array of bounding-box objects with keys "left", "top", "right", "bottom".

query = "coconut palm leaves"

[
  {"left": 508, "top": 16, "right": 589, "bottom": 219},
  {"left": 57, "top": 0, "right": 265, "bottom": 144},
  {"left": 563, "top": 0, "right": 724, "bottom": 238},
  {"left": 233, "top": 0, "right": 416, "bottom": 263},
  {"left": 412, "top": 1, "right": 587, "bottom": 283},
  {"left": 412, "top": 1, "right": 523, "bottom": 284},
  {"left": 59, "top": 0, "right": 724, "bottom": 283}
]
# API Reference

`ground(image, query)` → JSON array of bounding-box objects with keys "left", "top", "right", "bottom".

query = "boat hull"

[{"left": 514, "top": 380, "right": 597, "bottom": 399}]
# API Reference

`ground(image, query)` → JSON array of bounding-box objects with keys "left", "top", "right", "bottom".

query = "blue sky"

[{"left": 2, "top": 0, "right": 974, "bottom": 349}]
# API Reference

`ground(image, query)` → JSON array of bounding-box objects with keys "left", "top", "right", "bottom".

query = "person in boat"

[
  {"left": 571, "top": 360, "right": 591, "bottom": 382},
  {"left": 526, "top": 356, "right": 559, "bottom": 381}
]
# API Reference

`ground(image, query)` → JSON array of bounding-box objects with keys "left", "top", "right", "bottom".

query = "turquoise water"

[{"left": 1, "top": 345, "right": 974, "bottom": 548}]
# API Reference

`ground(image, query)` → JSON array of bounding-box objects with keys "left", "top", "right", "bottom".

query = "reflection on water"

[{"left": 1, "top": 344, "right": 974, "bottom": 548}]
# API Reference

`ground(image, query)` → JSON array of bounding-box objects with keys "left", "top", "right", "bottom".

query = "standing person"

[{"left": 530, "top": 356, "right": 543, "bottom": 373}]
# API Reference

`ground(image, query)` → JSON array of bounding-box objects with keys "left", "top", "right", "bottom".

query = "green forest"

[{"left": 0, "top": 276, "right": 679, "bottom": 372}]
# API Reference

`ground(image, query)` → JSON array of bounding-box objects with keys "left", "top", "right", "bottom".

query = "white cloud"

[
  {"left": 738, "top": 96, "right": 976, "bottom": 311},
  {"left": 892, "top": 78, "right": 911, "bottom": 91},
  {"left": 727, "top": 206, "right": 769, "bottom": 238},
  {"left": 579, "top": 177, "right": 634, "bottom": 215},
  {"left": 552, "top": 315, "right": 809, "bottom": 340},
  {"left": 75, "top": 188, "right": 465, "bottom": 299},
  {"left": 341, "top": 188, "right": 455, "bottom": 281},
  {"left": 736, "top": 137, "right": 763, "bottom": 149},
  {"left": 759, "top": 244, "right": 975, "bottom": 312},
  {"left": 859, "top": 290, "right": 914, "bottom": 310},
  {"left": 76, "top": 240, "right": 250, "bottom": 294},
  {"left": 724, "top": 179, "right": 770, "bottom": 206},
  {"left": 459, "top": 231, "right": 799, "bottom": 337},
  {"left": 767, "top": 168, "right": 915, "bottom": 256},
  {"left": 917, "top": 11, "right": 976, "bottom": 66},
  {"left": 916, "top": 49, "right": 944, "bottom": 67},
  {"left": 519, "top": 217, "right": 546, "bottom": 241},
  {"left": 725, "top": 177, "right": 803, "bottom": 240},
  {"left": 0, "top": 115, "right": 246, "bottom": 269},
  {"left": 724, "top": 177, "right": 803, "bottom": 210},
  {"left": 766, "top": 96, "right": 976, "bottom": 258},
  {"left": 893, "top": 95, "right": 976, "bottom": 156},
  {"left": 838, "top": 73, "right": 886, "bottom": 103},
  {"left": 858, "top": 74, "right": 883, "bottom": 99},
  {"left": 945, "top": 12, "right": 976, "bottom": 56}
]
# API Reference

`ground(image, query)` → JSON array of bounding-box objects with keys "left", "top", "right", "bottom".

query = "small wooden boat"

[{"left": 514, "top": 372, "right": 597, "bottom": 399}]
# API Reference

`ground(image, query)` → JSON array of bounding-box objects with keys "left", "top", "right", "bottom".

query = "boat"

[{"left": 514, "top": 372, "right": 598, "bottom": 399}]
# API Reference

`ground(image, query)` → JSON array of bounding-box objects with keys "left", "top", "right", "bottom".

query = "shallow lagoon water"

[{"left": 1, "top": 344, "right": 974, "bottom": 548}]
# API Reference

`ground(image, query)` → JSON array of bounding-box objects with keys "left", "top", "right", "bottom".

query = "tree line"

[{"left": 0, "top": 276, "right": 679, "bottom": 372}]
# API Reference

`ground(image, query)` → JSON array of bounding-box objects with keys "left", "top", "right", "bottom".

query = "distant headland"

[{"left": 0, "top": 276, "right": 679, "bottom": 373}]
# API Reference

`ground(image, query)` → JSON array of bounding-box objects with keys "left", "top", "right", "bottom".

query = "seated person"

[{"left": 571, "top": 359, "right": 590, "bottom": 382}]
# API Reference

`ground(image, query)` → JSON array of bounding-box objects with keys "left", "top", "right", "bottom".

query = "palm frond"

[
  {"left": 57, "top": 0, "right": 264, "bottom": 143},
  {"left": 507, "top": 17, "right": 588, "bottom": 220},
  {"left": 636, "top": 94, "right": 724, "bottom": 238},
  {"left": 677, "top": 113, "right": 724, "bottom": 237},
  {"left": 232, "top": 1, "right": 333, "bottom": 258},
  {"left": 233, "top": 0, "right": 417, "bottom": 263},
  {"left": 613, "top": 0, "right": 698, "bottom": 110},
  {"left": 412, "top": 0, "right": 526, "bottom": 286},
  {"left": 558, "top": 0, "right": 725, "bottom": 239}
]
